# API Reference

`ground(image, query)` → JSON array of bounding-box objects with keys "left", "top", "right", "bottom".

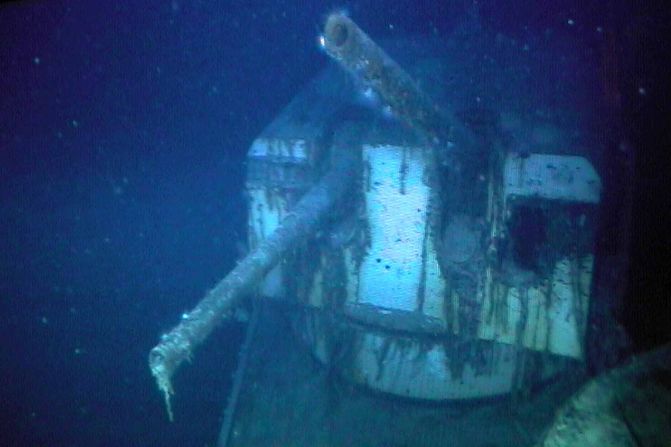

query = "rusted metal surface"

[{"left": 321, "top": 13, "right": 453, "bottom": 149}]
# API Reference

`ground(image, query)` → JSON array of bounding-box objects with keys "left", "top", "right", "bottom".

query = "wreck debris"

[{"left": 540, "top": 343, "right": 671, "bottom": 447}]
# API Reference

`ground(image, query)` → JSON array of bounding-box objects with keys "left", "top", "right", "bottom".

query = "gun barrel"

[{"left": 321, "top": 13, "right": 451, "bottom": 148}]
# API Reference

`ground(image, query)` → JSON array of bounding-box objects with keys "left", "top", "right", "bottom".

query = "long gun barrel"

[
  {"left": 321, "top": 13, "right": 452, "bottom": 148},
  {"left": 148, "top": 139, "right": 358, "bottom": 420}
]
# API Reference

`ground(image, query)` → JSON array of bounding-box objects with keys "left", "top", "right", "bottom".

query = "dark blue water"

[{"left": 1, "top": 1, "right": 669, "bottom": 446}]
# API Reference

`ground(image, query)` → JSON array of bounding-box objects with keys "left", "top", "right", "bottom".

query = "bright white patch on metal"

[
  {"left": 478, "top": 255, "right": 593, "bottom": 359},
  {"left": 247, "top": 186, "right": 288, "bottom": 298},
  {"left": 545, "top": 258, "right": 587, "bottom": 357},
  {"left": 248, "top": 137, "right": 309, "bottom": 161},
  {"left": 504, "top": 153, "right": 601, "bottom": 203},
  {"left": 358, "top": 144, "right": 429, "bottom": 312}
]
